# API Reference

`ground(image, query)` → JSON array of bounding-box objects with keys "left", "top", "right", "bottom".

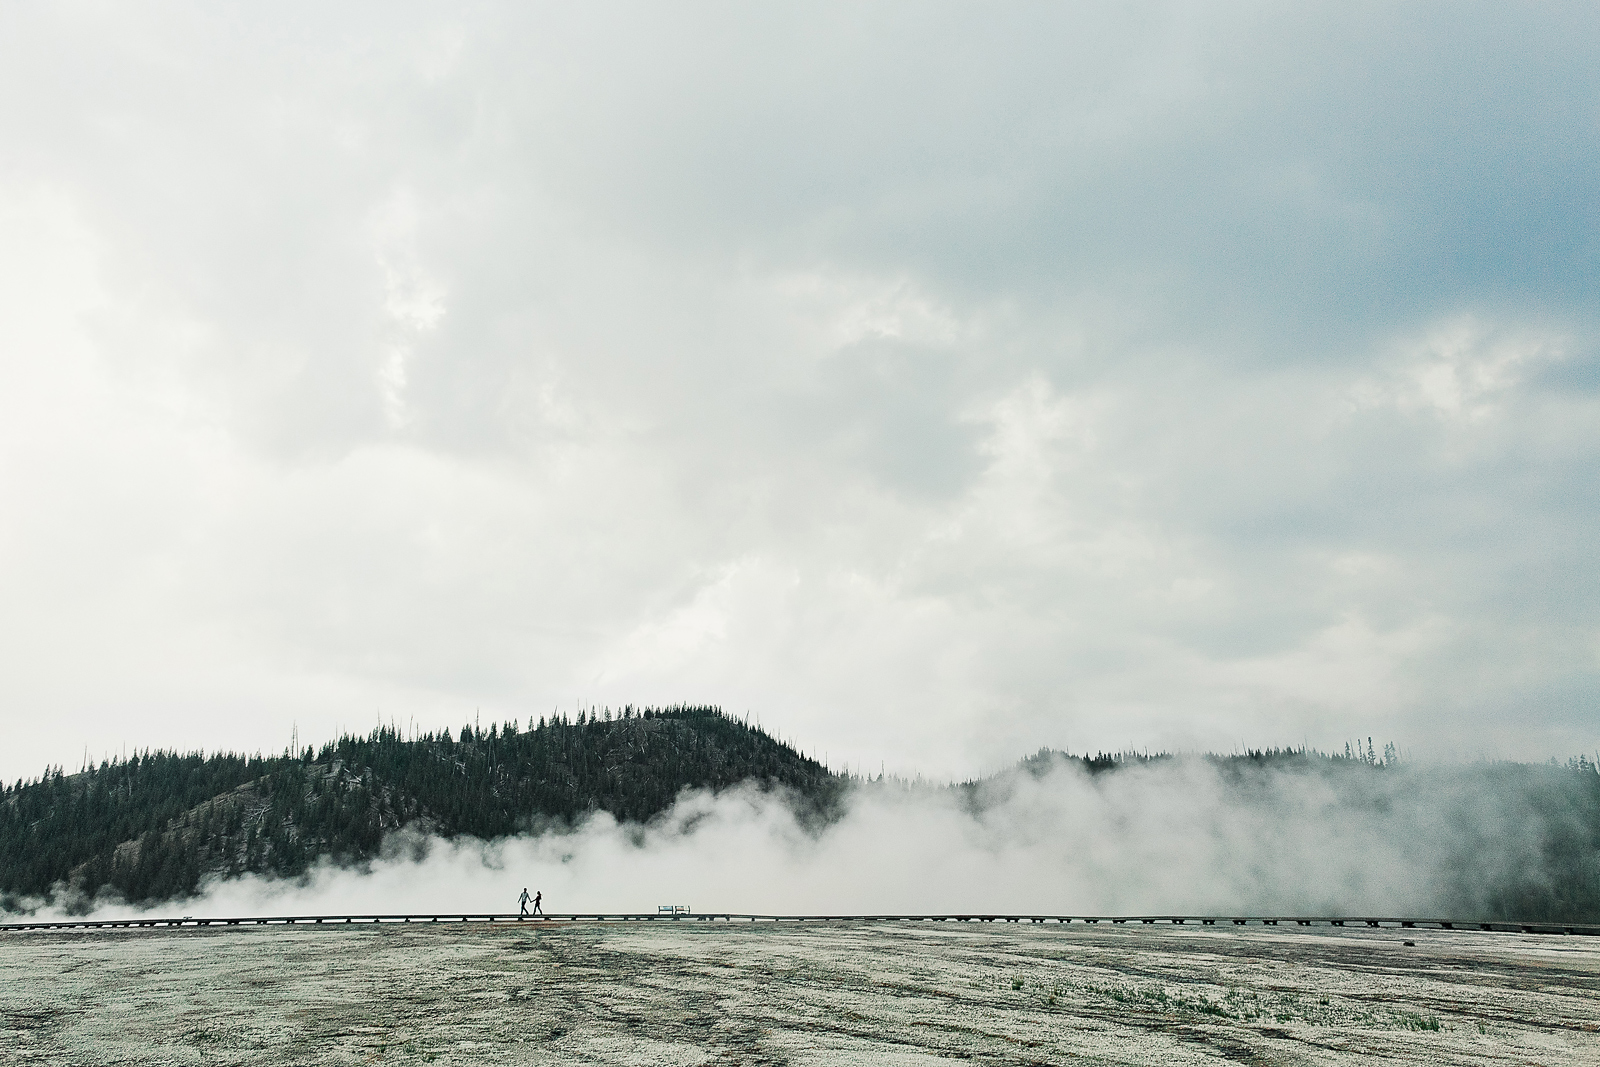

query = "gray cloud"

[{"left": 1, "top": 2, "right": 1597, "bottom": 782}]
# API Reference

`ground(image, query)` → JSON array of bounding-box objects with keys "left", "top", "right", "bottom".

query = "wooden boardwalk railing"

[{"left": 2, "top": 913, "right": 1596, "bottom": 935}]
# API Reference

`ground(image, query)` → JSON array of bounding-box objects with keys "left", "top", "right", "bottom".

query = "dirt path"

[{"left": 2, "top": 922, "right": 1596, "bottom": 1064}]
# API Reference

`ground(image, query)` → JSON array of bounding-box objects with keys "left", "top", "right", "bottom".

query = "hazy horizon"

[{"left": 23, "top": 712, "right": 1595, "bottom": 790}]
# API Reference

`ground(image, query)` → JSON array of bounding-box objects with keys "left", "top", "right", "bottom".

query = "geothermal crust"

[{"left": 2, "top": 920, "right": 1598, "bottom": 1065}]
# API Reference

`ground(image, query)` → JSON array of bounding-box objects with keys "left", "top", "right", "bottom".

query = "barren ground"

[{"left": 2, "top": 921, "right": 1597, "bottom": 1065}]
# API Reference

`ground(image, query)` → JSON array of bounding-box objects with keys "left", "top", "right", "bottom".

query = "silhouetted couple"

[{"left": 519, "top": 888, "right": 542, "bottom": 917}]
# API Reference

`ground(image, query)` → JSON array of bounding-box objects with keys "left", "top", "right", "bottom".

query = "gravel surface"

[{"left": 2, "top": 920, "right": 1597, "bottom": 1064}]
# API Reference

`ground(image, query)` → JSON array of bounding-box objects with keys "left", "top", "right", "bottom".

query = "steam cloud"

[{"left": 43, "top": 756, "right": 1597, "bottom": 922}]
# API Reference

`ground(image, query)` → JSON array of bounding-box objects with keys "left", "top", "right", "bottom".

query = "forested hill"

[
  {"left": 0, "top": 705, "right": 838, "bottom": 911},
  {"left": 8, "top": 716, "right": 1599, "bottom": 920}
]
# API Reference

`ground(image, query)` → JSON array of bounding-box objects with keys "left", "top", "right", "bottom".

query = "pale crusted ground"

[{"left": 1, "top": 920, "right": 1597, "bottom": 1065}]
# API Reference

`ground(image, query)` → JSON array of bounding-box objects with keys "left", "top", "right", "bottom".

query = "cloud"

[
  {"left": 1353, "top": 319, "right": 1569, "bottom": 424},
  {"left": 43, "top": 756, "right": 1596, "bottom": 921},
  {"left": 1, "top": 2, "right": 1598, "bottom": 783}
]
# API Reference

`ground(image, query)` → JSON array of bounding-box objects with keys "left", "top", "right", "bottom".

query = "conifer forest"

[{"left": 2, "top": 706, "right": 1598, "bottom": 922}]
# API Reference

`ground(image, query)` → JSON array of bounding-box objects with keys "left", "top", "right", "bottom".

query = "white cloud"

[
  {"left": 50, "top": 757, "right": 1578, "bottom": 921},
  {"left": 1354, "top": 318, "right": 1568, "bottom": 423},
  {"left": 0, "top": 2, "right": 1597, "bottom": 782}
]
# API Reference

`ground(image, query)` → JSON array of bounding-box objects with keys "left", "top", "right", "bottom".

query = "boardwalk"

[{"left": 5, "top": 912, "right": 1597, "bottom": 935}]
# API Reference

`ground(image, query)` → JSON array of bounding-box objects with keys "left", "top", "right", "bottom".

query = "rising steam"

[{"left": 41, "top": 753, "right": 1599, "bottom": 923}]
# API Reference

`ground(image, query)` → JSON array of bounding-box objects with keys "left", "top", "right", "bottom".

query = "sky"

[{"left": 1, "top": 1, "right": 1597, "bottom": 785}]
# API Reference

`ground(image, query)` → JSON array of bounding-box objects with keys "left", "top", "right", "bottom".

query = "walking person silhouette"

[
  {"left": 519, "top": 888, "right": 532, "bottom": 917},
  {"left": 532, "top": 890, "right": 543, "bottom": 916}
]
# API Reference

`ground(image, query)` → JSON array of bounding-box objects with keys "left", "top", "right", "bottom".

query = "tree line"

[
  {"left": 3, "top": 714, "right": 1596, "bottom": 921},
  {"left": 0, "top": 705, "right": 838, "bottom": 910}
]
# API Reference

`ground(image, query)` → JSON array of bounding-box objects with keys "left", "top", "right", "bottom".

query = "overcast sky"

[{"left": 2, "top": 2, "right": 1597, "bottom": 784}]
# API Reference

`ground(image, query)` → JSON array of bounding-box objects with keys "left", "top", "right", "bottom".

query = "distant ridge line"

[{"left": 3, "top": 913, "right": 1596, "bottom": 936}]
